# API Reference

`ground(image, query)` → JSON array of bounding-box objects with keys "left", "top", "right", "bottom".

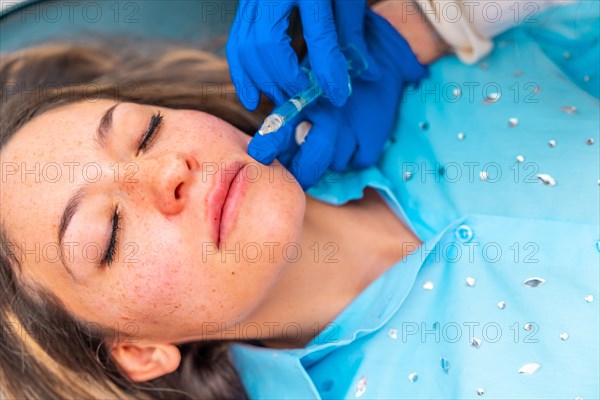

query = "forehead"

[{"left": 0, "top": 100, "right": 115, "bottom": 256}]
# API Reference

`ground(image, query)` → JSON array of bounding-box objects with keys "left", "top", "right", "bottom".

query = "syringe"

[{"left": 258, "top": 45, "right": 368, "bottom": 136}]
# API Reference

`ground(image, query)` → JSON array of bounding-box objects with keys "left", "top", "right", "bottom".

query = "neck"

[{"left": 241, "top": 188, "right": 421, "bottom": 349}]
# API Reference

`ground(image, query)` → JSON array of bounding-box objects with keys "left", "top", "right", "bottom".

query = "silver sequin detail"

[
  {"left": 508, "top": 117, "right": 519, "bottom": 127},
  {"left": 584, "top": 294, "right": 594, "bottom": 303},
  {"left": 537, "top": 174, "right": 557, "bottom": 186},
  {"left": 548, "top": 139, "right": 557, "bottom": 147},
  {"left": 466, "top": 277, "right": 476, "bottom": 287},
  {"left": 497, "top": 301, "right": 506, "bottom": 310},
  {"left": 440, "top": 357, "right": 450, "bottom": 374},
  {"left": 477, "top": 388, "right": 485, "bottom": 396},
  {"left": 518, "top": 363, "right": 542, "bottom": 375},
  {"left": 355, "top": 376, "right": 367, "bottom": 398},
  {"left": 524, "top": 323, "right": 534, "bottom": 331},
  {"left": 560, "top": 332, "right": 569, "bottom": 341},
  {"left": 404, "top": 172, "right": 413, "bottom": 181},
  {"left": 457, "top": 132, "right": 465, "bottom": 140},
  {"left": 480, "top": 171, "right": 489, "bottom": 181},
  {"left": 471, "top": 337, "right": 481, "bottom": 349},
  {"left": 575, "top": 396, "right": 584, "bottom": 400},
  {"left": 483, "top": 92, "right": 501, "bottom": 104},
  {"left": 453, "top": 88, "right": 462, "bottom": 97},
  {"left": 388, "top": 328, "right": 398, "bottom": 340},
  {"left": 423, "top": 281, "right": 434, "bottom": 290},
  {"left": 561, "top": 106, "right": 577, "bottom": 114},
  {"left": 516, "top": 155, "right": 525, "bottom": 163},
  {"left": 534, "top": 86, "right": 542, "bottom": 94},
  {"left": 408, "top": 372, "right": 418, "bottom": 382},
  {"left": 587, "top": 138, "right": 595, "bottom": 145},
  {"left": 524, "top": 277, "right": 546, "bottom": 287}
]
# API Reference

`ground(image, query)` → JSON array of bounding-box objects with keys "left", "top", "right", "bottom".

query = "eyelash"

[
  {"left": 138, "top": 112, "right": 163, "bottom": 153},
  {"left": 102, "top": 112, "right": 163, "bottom": 268},
  {"left": 103, "top": 206, "right": 120, "bottom": 268}
]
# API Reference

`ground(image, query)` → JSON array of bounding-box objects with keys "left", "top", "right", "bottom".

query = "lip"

[{"left": 208, "top": 162, "right": 247, "bottom": 247}]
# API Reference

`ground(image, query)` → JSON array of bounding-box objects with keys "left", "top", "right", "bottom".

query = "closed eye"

[{"left": 137, "top": 112, "right": 163, "bottom": 154}]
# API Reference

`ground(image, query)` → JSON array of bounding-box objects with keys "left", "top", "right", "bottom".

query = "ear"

[{"left": 110, "top": 342, "right": 182, "bottom": 382}]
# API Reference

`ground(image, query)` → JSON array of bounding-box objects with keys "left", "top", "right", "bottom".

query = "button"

[{"left": 455, "top": 224, "right": 474, "bottom": 242}]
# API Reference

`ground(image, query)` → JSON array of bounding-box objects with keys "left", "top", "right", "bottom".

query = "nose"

[{"left": 141, "top": 152, "right": 200, "bottom": 215}]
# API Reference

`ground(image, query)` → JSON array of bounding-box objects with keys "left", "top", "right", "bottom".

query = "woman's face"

[{"left": 1, "top": 100, "right": 305, "bottom": 342}]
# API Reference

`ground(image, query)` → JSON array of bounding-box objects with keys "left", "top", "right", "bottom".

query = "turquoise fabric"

[{"left": 231, "top": 2, "right": 599, "bottom": 398}]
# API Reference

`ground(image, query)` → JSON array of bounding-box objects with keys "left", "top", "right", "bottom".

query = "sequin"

[
  {"left": 497, "top": 301, "right": 506, "bottom": 309},
  {"left": 440, "top": 357, "right": 450, "bottom": 374},
  {"left": 408, "top": 372, "right": 418, "bottom": 382},
  {"left": 560, "top": 332, "right": 569, "bottom": 341},
  {"left": 419, "top": 122, "right": 429, "bottom": 131},
  {"left": 483, "top": 92, "right": 501, "bottom": 104},
  {"left": 423, "top": 281, "right": 434, "bottom": 290},
  {"left": 455, "top": 225, "right": 474, "bottom": 242},
  {"left": 471, "top": 337, "right": 481, "bottom": 348},
  {"left": 457, "top": 132, "right": 465, "bottom": 140},
  {"left": 388, "top": 328, "right": 398, "bottom": 340},
  {"left": 466, "top": 277, "right": 476, "bottom": 287},
  {"left": 536, "top": 174, "right": 557, "bottom": 186},
  {"left": 548, "top": 139, "right": 557, "bottom": 147},
  {"left": 453, "top": 88, "right": 462, "bottom": 97},
  {"left": 524, "top": 323, "right": 534, "bottom": 331},
  {"left": 584, "top": 294, "right": 594, "bottom": 303},
  {"left": 516, "top": 155, "right": 525, "bottom": 163},
  {"left": 477, "top": 388, "right": 485, "bottom": 396},
  {"left": 508, "top": 118, "right": 519, "bottom": 127},
  {"left": 584, "top": 75, "right": 591, "bottom": 82},
  {"left": 514, "top": 69, "right": 523, "bottom": 77},
  {"left": 355, "top": 376, "right": 367, "bottom": 397},
  {"left": 480, "top": 171, "right": 489, "bottom": 181},
  {"left": 562, "top": 51, "right": 571, "bottom": 59},
  {"left": 561, "top": 106, "right": 577, "bottom": 114},
  {"left": 575, "top": 396, "right": 584, "bottom": 400},
  {"left": 404, "top": 172, "right": 413, "bottom": 181},
  {"left": 524, "top": 277, "right": 546, "bottom": 287},
  {"left": 534, "top": 86, "right": 542, "bottom": 94},
  {"left": 518, "top": 363, "right": 542, "bottom": 375},
  {"left": 587, "top": 138, "right": 594, "bottom": 145}
]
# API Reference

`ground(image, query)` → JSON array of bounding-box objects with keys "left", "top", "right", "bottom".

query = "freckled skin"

[{"left": 1, "top": 100, "right": 305, "bottom": 343}]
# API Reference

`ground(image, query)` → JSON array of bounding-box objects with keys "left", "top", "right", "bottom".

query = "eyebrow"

[
  {"left": 96, "top": 102, "right": 121, "bottom": 149},
  {"left": 57, "top": 102, "right": 121, "bottom": 280}
]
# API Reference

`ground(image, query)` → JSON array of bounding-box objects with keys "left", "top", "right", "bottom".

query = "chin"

[{"left": 224, "top": 160, "right": 306, "bottom": 264}]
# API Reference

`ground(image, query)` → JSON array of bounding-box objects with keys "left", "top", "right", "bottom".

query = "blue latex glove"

[
  {"left": 247, "top": 7, "right": 428, "bottom": 189},
  {"left": 226, "top": 0, "right": 379, "bottom": 110}
]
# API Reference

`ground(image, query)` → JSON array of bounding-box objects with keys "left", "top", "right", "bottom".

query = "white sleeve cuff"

[
  {"left": 415, "top": 0, "right": 573, "bottom": 64},
  {"left": 416, "top": 0, "right": 493, "bottom": 64}
]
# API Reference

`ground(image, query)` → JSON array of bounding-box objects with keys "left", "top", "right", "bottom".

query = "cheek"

[
  {"left": 176, "top": 110, "right": 250, "bottom": 149},
  {"left": 117, "top": 259, "right": 189, "bottom": 317}
]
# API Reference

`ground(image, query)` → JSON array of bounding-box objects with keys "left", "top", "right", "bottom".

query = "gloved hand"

[
  {"left": 247, "top": 7, "right": 428, "bottom": 189},
  {"left": 226, "top": 0, "right": 380, "bottom": 110}
]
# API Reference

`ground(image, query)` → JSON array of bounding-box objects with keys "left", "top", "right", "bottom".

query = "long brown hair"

[{"left": 0, "top": 36, "right": 275, "bottom": 399}]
